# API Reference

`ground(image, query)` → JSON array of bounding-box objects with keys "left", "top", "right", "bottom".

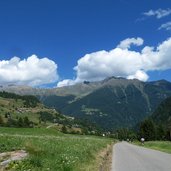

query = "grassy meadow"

[{"left": 0, "top": 127, "right": 113, "bottom": 171}]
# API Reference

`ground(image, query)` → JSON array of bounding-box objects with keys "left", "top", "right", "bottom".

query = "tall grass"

[{"left": 0, "top": 127, "right": 112, "bottom": 171}]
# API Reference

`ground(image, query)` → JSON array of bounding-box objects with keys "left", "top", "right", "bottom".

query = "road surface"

[{"left": 112, "top": 142, "right": 171, "bottom": 171}]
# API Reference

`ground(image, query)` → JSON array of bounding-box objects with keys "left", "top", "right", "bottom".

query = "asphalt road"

[{"left": 112, "top": 142, "right": 171, "bottom": 171}]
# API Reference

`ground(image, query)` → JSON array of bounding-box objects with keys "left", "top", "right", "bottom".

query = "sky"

[{"left": 0, "top": 0, "right": 171, "bottom": 87}]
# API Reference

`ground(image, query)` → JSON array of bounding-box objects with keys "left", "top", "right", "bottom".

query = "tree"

[
  {"left": 168, "top": 121, "right": 171, "bottom": 141},
  {"left": 139, "top": 119, "right": 156, "bottom": 141},
  {"left": 23, "top": 116, "right": 30, "bottom": 127},
  {"left": 117, "top": 128, "right": 129, "bottom": 140},
  {"left": 17, "top": 117, "right": 24, "bottom": 127},
  {"left": 116, "top": 128, "right": 136, "bottom": 141},
  {"left": 6, "top": 118, "right": 17, "bottom": 127},
  {"left": 156, "top": 124, "right": 166, "bottom": 140},
  {"left": 5, "top": 112, "right": 11, "bottom": 118},
  {"left": 82, "top": 127, "right": 88, "bottom": 135},
  {"left": 0, "top": 115, "right": 4, "bottom": 125},
  {"left": 61, "top": 125, "right": 67, "bottom": 133},
  {"left": 5, "top": 113, "right": 8, "bottom": 118}
]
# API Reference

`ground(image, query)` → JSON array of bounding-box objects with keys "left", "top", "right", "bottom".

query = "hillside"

[
  {"left": 1, "top": 77, "right": 171, "bottom": 131},
  {"left": 0, "top": 91, "right": 71, "bottom": 128},
  {"left": 151, "top": 96, "right": 171, "bottom": 126}
]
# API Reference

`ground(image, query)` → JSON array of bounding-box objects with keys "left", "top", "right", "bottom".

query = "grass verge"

[{"left": 134, "top": 141, "right": 171, "bottom": 154}]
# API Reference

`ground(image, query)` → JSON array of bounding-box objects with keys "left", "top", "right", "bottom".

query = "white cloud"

[
  {"left": 158, "top": 21, "right": 171, "bottom": 31},
  {"left": 117, "top": 37, "right": 144, "bottom": 49},
  {"left": 0, "top": 55, "right": 58, "bottom": 86},
  {"left": 127, "top": 70, "right": 149, "bottom": 82},
  {"left": 74, "top": 48, "right": 142, "bottom": 82},
  {"left": 57, "top": 37, "right": 171, "bottom": 87},
  {"left": 57, "top": 79, "right": 75, "bottom": 87},
  {"left": 143, "top": 8, "right": 171, "bottom": 19}
]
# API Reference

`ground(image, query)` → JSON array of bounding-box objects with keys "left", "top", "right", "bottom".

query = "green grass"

[
  {"left": 134, "top": 141, "right": 171, "bottom": 154},
  {"left": 0, "top": 127, "right": 113, "bottom": 171},
  {"left": 0, "top": 127, "right": 63, "bottom": 136}
]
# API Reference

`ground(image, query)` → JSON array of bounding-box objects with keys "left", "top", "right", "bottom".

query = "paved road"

[{"left": 112, "top": 142, "right": 171, "bottom": 171}]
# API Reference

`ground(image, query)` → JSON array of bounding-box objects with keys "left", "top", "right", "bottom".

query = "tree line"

[
  {"left": 138, "top": 119, "right": 171, "bottom": 141},
  {"left": 0, "top": 115, "right": 33, "bottom": 128},
  {"left": 0, "top": 91, "right": 40, "bottom": 107}
]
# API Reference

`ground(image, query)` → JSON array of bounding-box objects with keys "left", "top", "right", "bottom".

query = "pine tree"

[
  {"left": 156, "top": 124, "right": 166, "bottom": 140},
  {"left": 139, "top": 119, "right": 156, "bottom": 141}
]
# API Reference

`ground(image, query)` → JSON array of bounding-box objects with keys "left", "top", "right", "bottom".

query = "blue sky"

[{"left": 0, "top": 0, "right": 171, "bottom": 87}]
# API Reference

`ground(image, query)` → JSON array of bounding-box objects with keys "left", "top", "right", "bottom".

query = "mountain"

[
  {"left": 151, "top": 96, "right": 171, "bottom": 126},
  {"left": 41, "top": 78, "right": 171, "bottom": 130},
  {"left": 1, "top": 77, "right": 171, "bottom": 131}
]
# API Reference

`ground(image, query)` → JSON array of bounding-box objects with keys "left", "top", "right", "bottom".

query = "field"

[
  {"left": 0, "top": 127, "right": 113, "bottom": 171},
  {"left": 135, "top": 141, "right": 171, "bottom": 154}
]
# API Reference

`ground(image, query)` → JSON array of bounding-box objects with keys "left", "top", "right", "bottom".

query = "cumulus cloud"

[
  {"left": 158, "top": 21, "right": 171, "bottom": 31},
  {"left": 127, "top": 70, "right": 149, "bottom": 82},
  {"left": 143, "top": 8, "right": 171, "bottom": 19},
  {"left": 57, "top": 79, "right": 75, "bottom": 87},
  {"left": 117, "top": 37, "right": 144, "bottom": 49},
  {"left": 0, "top": 55, "right": 58, "bottom": 86},
  {"left": 57, "top": 37, "right": 171, "bottom": 87}
]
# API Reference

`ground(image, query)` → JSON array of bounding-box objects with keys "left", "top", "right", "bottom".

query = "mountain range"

[{"left": 1, "top": 77, "right": 171, "bottom": 131}]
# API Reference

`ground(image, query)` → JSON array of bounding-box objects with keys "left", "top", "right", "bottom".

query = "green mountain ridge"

[
  {"left": 151, "top": 96, "right": 171, "bottom": 126},
  {"left": 1, "top": 77, "right": 171, "bottom": 131},
  {"left": 41, "top": 78, "right": 171, "bottom": 130}
]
